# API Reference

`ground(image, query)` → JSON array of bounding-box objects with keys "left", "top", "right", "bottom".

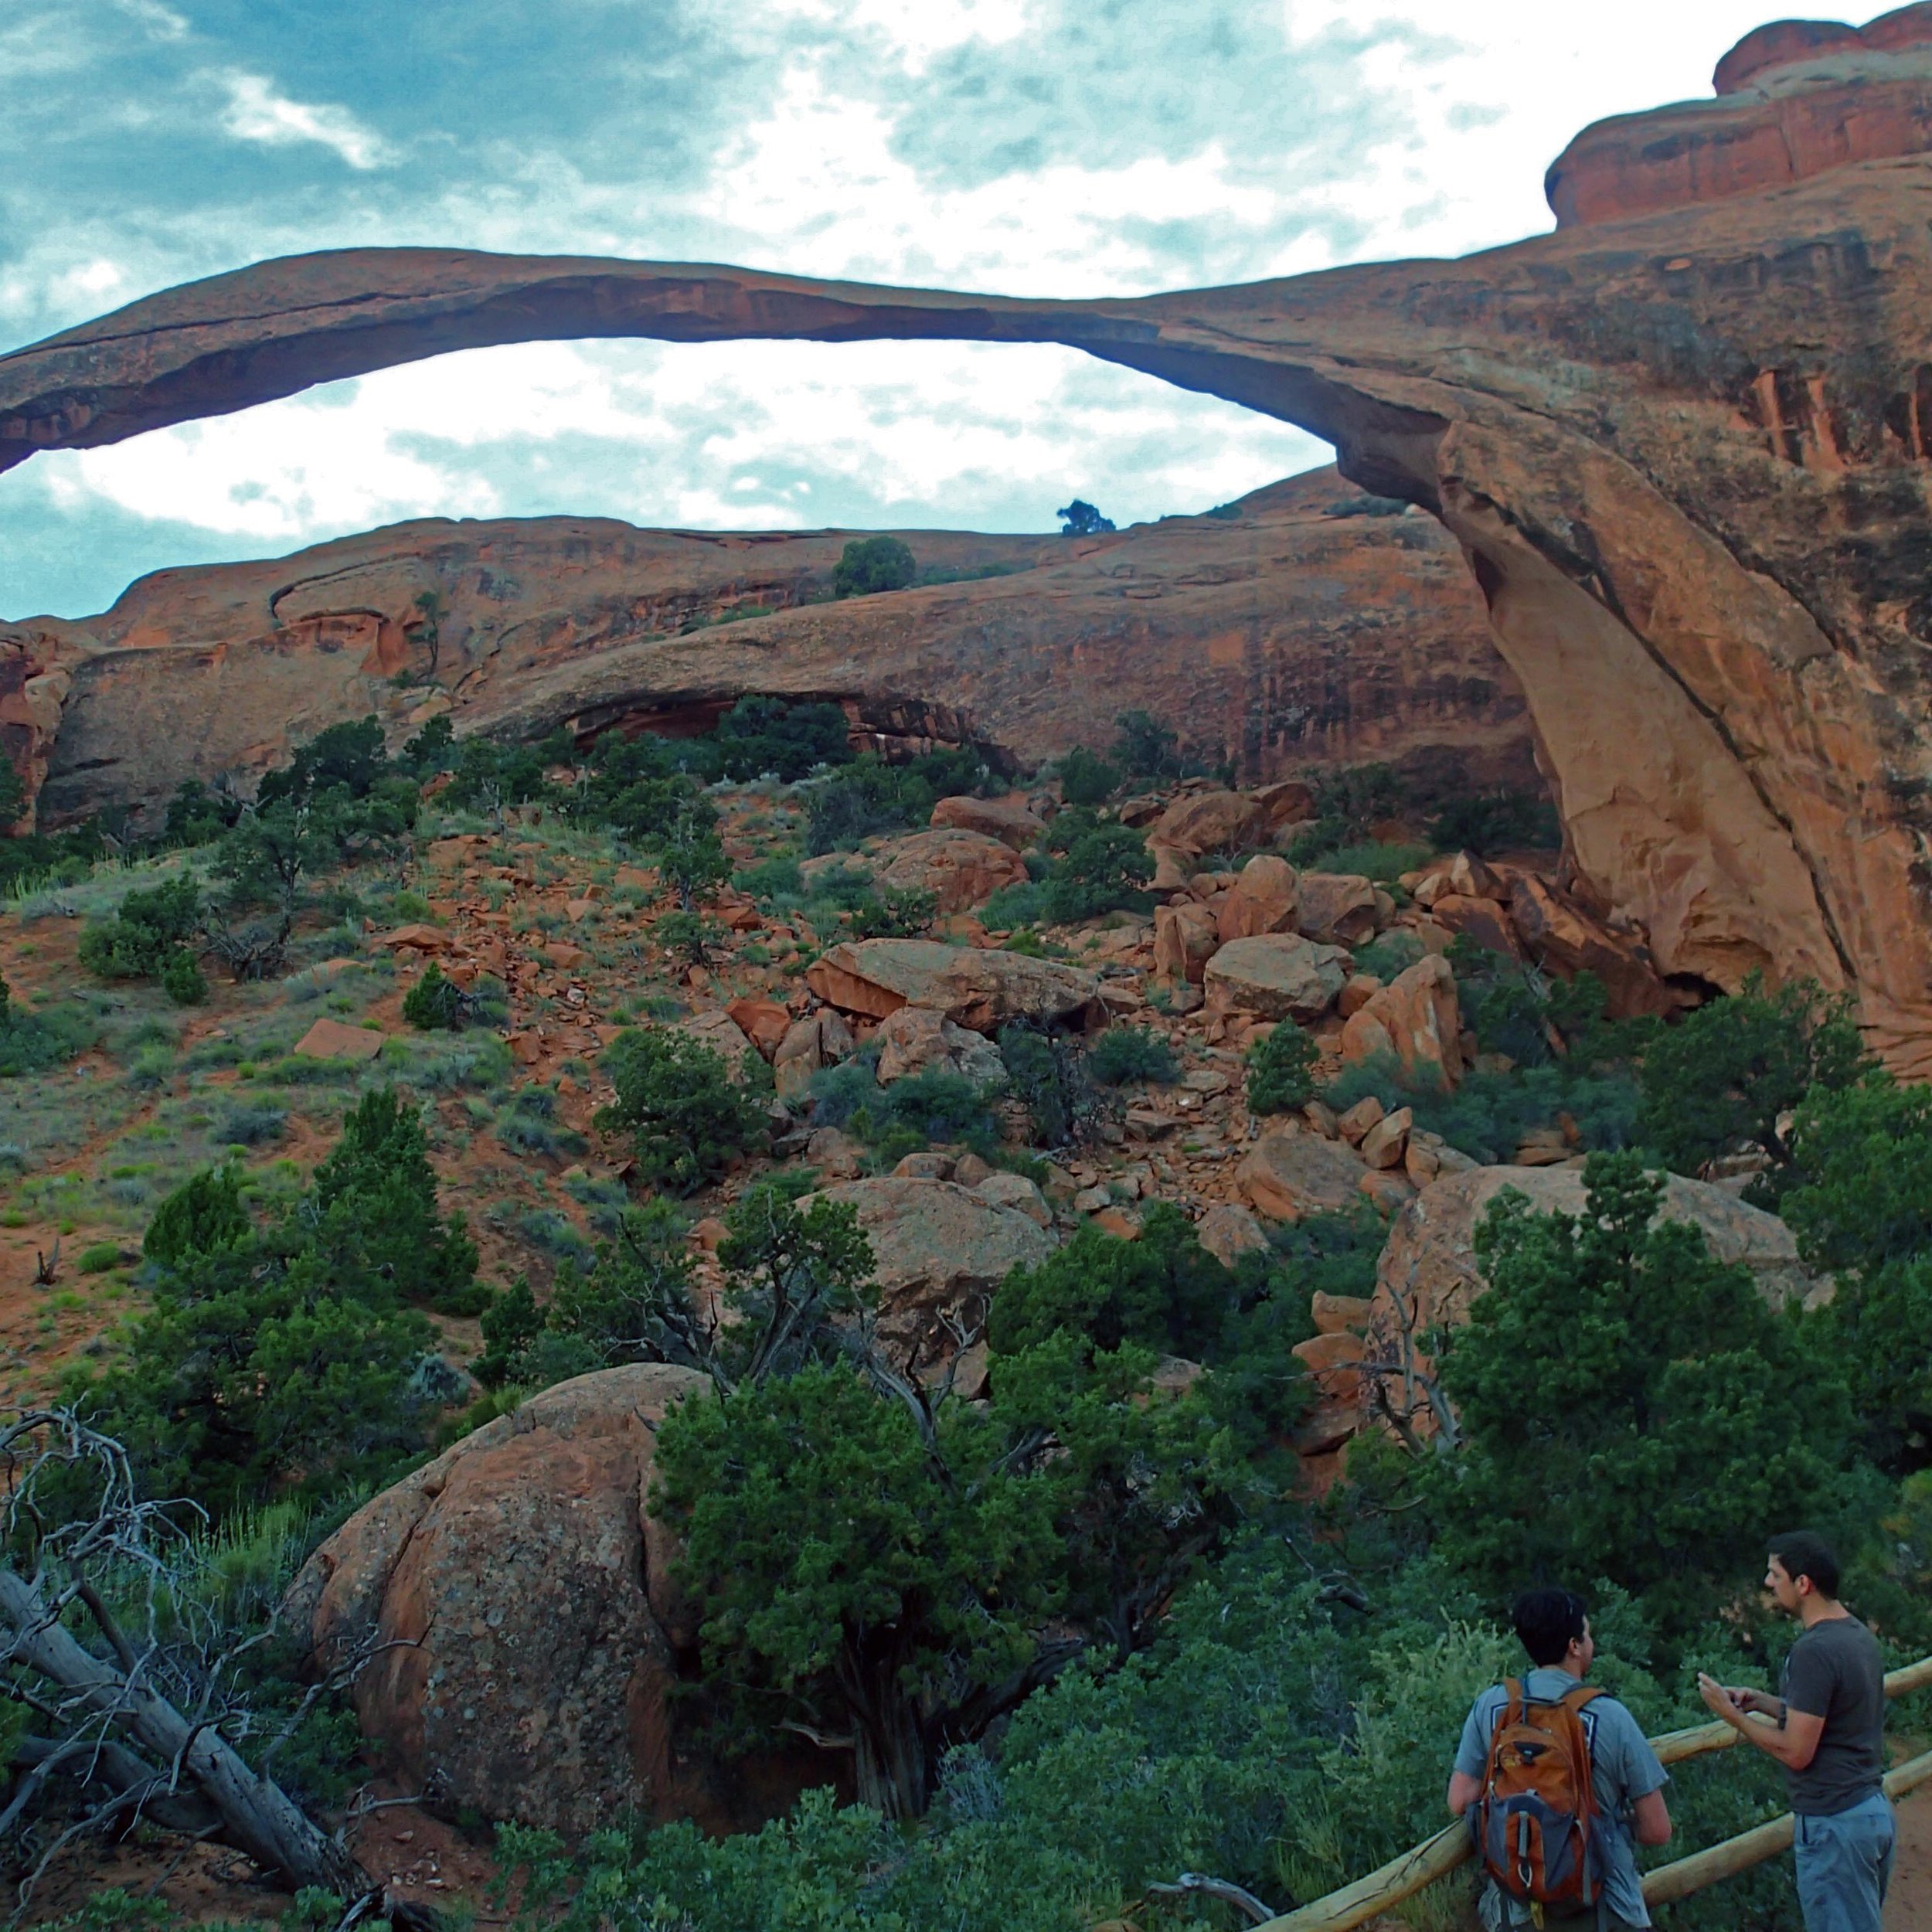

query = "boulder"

[
  {"left": 1152, "top": 900, "right": 1221, "bottom": 985},
  {"left": 293, "top": 1017, "right": 386, "bottom": 1063},
  {"left": 1507, "top": 875, "right": 1683, "bottom": 1021},
  {"left": 1196, "top": 1202, "right": 1270, "bottom": 1268},
  {"left": 1430, "top": 893, "right": 1522, "bottom": 961},
  {"left": 282, "top": 1366, "right": 832, "bottom": 1835},
  {"left": 726, "top": 997, "right": 792, "bottom": 1059},
  {"left": 805, "top": 938, "right": 1100, "bottom": 1033},
  {"left": 866, "top": 827, "right": 1029, "bottom": 915},
  {"left": 1340, "top": 955, "right": 1465, "bottom": 1089},
  {"left": 1216, "top": 853, "right": 1299, "bottom": 944},
  {"left": 1359, "top": 1106, "right": 1413, "bottom": 1170},
  {"left": 1237, "top": 1129, "right": 1369, "bottom": 1222},
  {"left": 974, "top": 1171, "right": 1053, "bottom": 1226},
  {"left": 872, "top": 1003, "right": 1007, "bottom": 1090},
  {"left": 804, "top": 1177, "right": 1056, "bottom": 1356},
  {"left": 1295, "top": 873, "right": 1379, "bottom": 947},
  {"left": 930, "top": 794, "right": 1045, "bottom": 852},
  {"left": 1204, "top": 934, "right": 1351, "bottom": 1022},
  {"left": 1149, "top": 790, "right": 1269, "bottom": 859},
  {"left": 676, "top": 1008, "right": 757, "bottom": 1074}
]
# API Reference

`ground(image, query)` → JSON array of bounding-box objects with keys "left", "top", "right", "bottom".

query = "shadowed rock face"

[
  {"left": 8, "top": 467, "right": 1529, "bottom": 835},
  {"left": 5, "top": 12, "right": 1932, "bottom": 1070}
]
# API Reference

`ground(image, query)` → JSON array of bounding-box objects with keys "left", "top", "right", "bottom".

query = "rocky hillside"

[
  {"left": 12, "top": 9, "right": 1932, "bottom": 1070},
  {"left": 1, "top": 467, "right": 1532, "bottom": 835}
]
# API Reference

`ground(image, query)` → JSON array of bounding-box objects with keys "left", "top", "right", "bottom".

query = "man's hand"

[
  {"left": 1726, "top": 1686, "right": 1781, "bottom": 1719},
  {"left": 1696, "top": 1674, "right": 1740, "bottom": 1719}
]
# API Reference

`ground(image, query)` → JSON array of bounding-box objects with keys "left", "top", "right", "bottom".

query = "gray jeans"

[{"left": 1793, "top": 1791, "right": 1895, "bottom": 1932}]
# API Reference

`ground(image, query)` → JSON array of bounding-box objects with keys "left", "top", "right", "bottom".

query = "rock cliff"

[
  {"left": 5, "top": 9, "right": 1932, "bottom": 1070},
  {"left": 5, "top": 468, "right": 1531, "bottom": 830}
]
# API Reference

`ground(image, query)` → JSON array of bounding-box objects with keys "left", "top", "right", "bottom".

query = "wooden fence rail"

[{"left": 1257, "top": 1655, "right": 1932, "bottom": 1932}]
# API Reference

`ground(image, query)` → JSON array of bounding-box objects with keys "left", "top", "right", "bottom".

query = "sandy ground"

[{"left": 1890, "top": 1784, "right": 1932, "bottom": 1929}]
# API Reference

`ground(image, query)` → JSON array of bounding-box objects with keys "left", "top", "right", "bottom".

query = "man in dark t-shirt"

[{"left": 1697, "top": 1531, "right": 1894, "bottom": 1932}]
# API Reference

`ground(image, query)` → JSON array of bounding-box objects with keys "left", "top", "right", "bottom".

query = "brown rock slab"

[
  {"left": 1217, "top": 853, "right": 1300, "bottom": 944},
  {"left": 804, "top": 1177, "right": 1056, "bottom": 1356},
  {"left": 1150, "top": 790, "right": 1268, "bottom": 859},
  {"left": 872, "top": 1004, "right": 1007, "bottom": 1089},
  {"left": 1152, "top": 900, "right": 1220, "bottom": 985},
  {"left": 1204, "top": 934, "right": 1351, "bottom": 1022},
  {"left": 864, "top": 826, "right": 1029, "bottom": 916},
  {"left": 294, "top": 1017, "right": 386, "bottom": 1063},
  {"left": 930, "top": 794, "right": 1045, "bottom": 852},
  {"left": 1296, "top": 873, "right": 1379, "bottom": 947},
  {"left": 805, "top": 938, "right": 1100, "bottom": 1033},
  {"left": 1340, "top": 955, "right": 1465, "bottom": 1090},
  {"left": 1196, "top": 1202, "right": 1270, "bottom": 1267},
  {"left": 283, "top": 1366, "right": 830, "bottom": 1835},
  {"left": 726, "top": 997, "right": 791, "bottom": 1059},
  {"left": 1237, "top": 1129, "right": 1368, "bottom": 1222},
  {"left": 1311, "top": 1291, "right": 1373, "bottom": 1335},
  {"left": 374, "top": 923, "right": 447, "bottom": 954}
]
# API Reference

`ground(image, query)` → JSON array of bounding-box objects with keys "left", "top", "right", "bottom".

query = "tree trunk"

[{"left": 0, "top": 1566, "right": 371, "bottom": 1900}]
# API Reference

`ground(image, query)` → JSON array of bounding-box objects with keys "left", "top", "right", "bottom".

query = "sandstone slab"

[
  {"left": 1204, "top": 934, "right": 1351, "bottom": 1022},
  {"left": 1216, "top": 853, "right": 1299, "bottom": 944},
  {"left": 1340, "top": 955, "right": 1465, "bottom": 1090},
  {"left": 1295, "top": 873, "right": 1379, "bottom": 948},
  {"left": 283, "top": 1366, "right": 830, "bottom": 1835},
  {"left": 866, "top": 827, "right": 1029, "bottom": 915},
  {"left": 930, "top": 794, "right": 1046, "bottom": 852},
  {"left": 805, "top": 938, "right": 1100, "bottom": 1033},
  {"left": 1237, "top": 1130, "right": 1369, "bottom": 1223}
]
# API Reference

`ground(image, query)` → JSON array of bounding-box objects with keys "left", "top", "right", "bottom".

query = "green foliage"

[
  {"left": 1428, "top": 787, "right": 1560, "bottom": 855},
  {"left": 164, "top": 777, "right": 243, "bottom": 846},
  {"left": 842, "top": 882, "right": 936, "bottom": 938},
  {"left": 1246, "top": 1022, "right": 1317, "bottom": 1114},
  {"left": 444, "top": 730, "right": 560, "bottom": 814},
  {"left": 990, "top": 1202, "right": 1234, "bottom": 1362},
  {"left": 659, "top": 800, "right": 731, "bottom": 907},
  {"left": 161, "top": 946, "right": 208, "bottom": 1005},
  {"left": 845, "top": 1065, "right": 1003, "bottom": 1161},
  {"left": 81, "top": 1092, "right": 478, "bottom": 1515},
  {"left": 257, "top": 715, "right": 387, "bottom": 807},
  {"left": 833, "top": 536, "right": 917, "bottom": 597},
  {"left": 77, "top": 873, "right": 202, "bottom": 981},
  {"left": 1084, "top": 1026, "right": 1176, "bottom": 1087},
  {"left": 803, "top": 755, "right": 927, "bottom": 853},
  {"left": 998, "top": 1021, "right": 1099, "bottom": 1148},
  {"left": 0, "top": 981, "right": 100, "bottom": 1077},
  {"left": 0, "top": 752, "right": 26, "bottom": 826},
  {"left": 1426, "top": 1153, "right": 1854, "bottom": 1638},
  {"left": 1284, "top": 764, "right": 1408, "bottom": 862},
  {"left": 1784, "top": 1077, "right": 1932, "bottom": 1473},
  {"left": 1110, "top": 708, "right": 1179, "bottom": 780},
  {"left": 596, "top": 1026, "right": 767, "bottom": 1195},
  {"left": 716, "top": 696, "right": 854, "bottom": 781},
  {"left": 654, "top": 906, "right": 720, "bottom": 963},
  {"left": 402, "top": 958, "right": 469, "bottom": 1029},
  {"left": 1039, "top": 819, "right": 1151, "bottom": 923},
  {"left": 1056, "top": 745, "right": 1120, "bottom": 808},
  {"left": 1056, "top": 498, "right": 1115, "bottom": 536},
  {"left": 399, "top": 712, "right": 456, "bottom": 774},
  {"left": 735, "top": 852, "right": 804, "bottom": 901},
  {"left": 1636, "top": 974, "right": 1871, "bottom": 1202}
]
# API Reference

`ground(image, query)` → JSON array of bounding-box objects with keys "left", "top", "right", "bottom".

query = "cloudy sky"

[{"left": 2, "top": 0, "right": 1786, "bottom": 619}]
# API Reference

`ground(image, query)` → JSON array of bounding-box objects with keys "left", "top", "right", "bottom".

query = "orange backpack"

[{"left": 1471, "top": 1679, "right": 1606, "bottom": 1911}]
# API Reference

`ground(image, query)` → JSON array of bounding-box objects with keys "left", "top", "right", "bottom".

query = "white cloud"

[{"left": 214, "top": 70, "right": 394, "bottom": 171}]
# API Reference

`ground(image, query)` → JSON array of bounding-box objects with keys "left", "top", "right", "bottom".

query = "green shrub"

[
  {"left": 596, "top": 1027, "right": 767, "bottom": 1195},
  {"left": 402, "top": 959, "right": 470, "bottom": 1030},
  {"left": 715, "top": 696, "right": 854, "bottom": 782},
  {"left": 161, "top": 947, "right": 208, "bottom": 1005},
  {"left": 1636, "top": 973, "right": 1871, "bottom": 1203},
  {"left": 76, "top": 1241, "right": 122, "bottom": 1275},
  {"left": 804, "top": 757, "right": 928, "bottom": 853},
  {"left": 77, "top": 874, "right": 202, "bottom": 981},
  {"left": 979, "top": 878, "right": 1049, "bottom": 929},
  {"left": 1040, "top": 820, "right": 1151, "bottom": 923},
  {"left": 844, "top": 884, "right": 936, "bottom": 938},
  {"left": 998, "top": 1022, "right": 1100, "bottom": 1148},
  {"left": 1426, "top": 1153, "right": 1854, "bottom": 1640},
  {"left": 1246, "top": 1023, "right": 1317, "bottom": 1114},
  {"left": 735, "top": 852, "right": 804, "bottom": 901},
  {"left": 1428, "top": 787, "right": 1560, "bottom": 855},
  {"left": 1294, "top": 838, "right": 1431, "bottom": 885},
  {"left": 1056, "top": 745, "right": 1120, "bottom": 807},
  {"left": 1085, "top": 1026, "right": 1177, "bottom": 1087},
  {"left": 833, "top": 536, "right": 917, "bottom": 597},
  {"left": 1110, "top": 709, "right": 1179, "bottom": 780}
]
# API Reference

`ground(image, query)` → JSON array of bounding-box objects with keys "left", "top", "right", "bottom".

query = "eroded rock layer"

[
  {"left": 7, "top": 468, "right": 1534, "bottom": 828},
  {"left": 6, "top": 10, "right": 1932, "bottom": 1067}
]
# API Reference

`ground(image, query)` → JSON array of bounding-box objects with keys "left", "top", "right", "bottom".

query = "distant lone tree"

[
  {"left": 1057, "top": 498, "right": 1116, "bottom": 536},
  {"left": 833, "top": 536, "right": 917, "bottom": 597}
]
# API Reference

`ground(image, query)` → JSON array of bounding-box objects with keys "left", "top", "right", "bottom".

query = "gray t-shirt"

[
  {"left": 1781, "top": 1614, "right": 1886, "bottom": 1816},
  {"left": 1455, "top": 1668, "right": 1668, "bottom": 1929}
]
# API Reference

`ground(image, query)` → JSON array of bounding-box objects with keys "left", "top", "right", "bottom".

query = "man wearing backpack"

[
  {"left": 1697, "top": 1531, "right": 1894, "bottom": 1932},
  {"left": 1448, "top": 1588, "right": 1672, "bottom": 1930}
]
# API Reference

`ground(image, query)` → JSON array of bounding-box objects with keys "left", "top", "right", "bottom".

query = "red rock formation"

[
  {"left": 1549, "top": 8, "right": 1932, "bottom": 228},
  {"left": 7, "top": 14, "right": 1932, "bottom": 1070},
  {"left": 9, "top": 468, "right": 1532, "bottom": 830}
]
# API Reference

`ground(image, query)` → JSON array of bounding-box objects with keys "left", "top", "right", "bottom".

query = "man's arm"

[
  {"left": 1696, "top": 1673, "right": 1824, "bottom": 1770},
  {"left": 1631, "top": 1787, "right": 1672, "bottom": 1846},
  {"left": 1447, "top": 1770, "right": 1482, "bottom": 1818}
]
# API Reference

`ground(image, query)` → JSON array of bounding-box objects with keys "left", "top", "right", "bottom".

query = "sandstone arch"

[{"left": 6, "top": 18, "right": 1932, "bottom": 1071}]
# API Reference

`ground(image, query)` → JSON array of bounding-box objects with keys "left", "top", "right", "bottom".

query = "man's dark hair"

[
  {"left": 1512, "top": 1588, "right": 1589, "bottom": 1667},
  {"left": 1769, "top": 1530, "right": 1841, "bottom": 1597}
]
